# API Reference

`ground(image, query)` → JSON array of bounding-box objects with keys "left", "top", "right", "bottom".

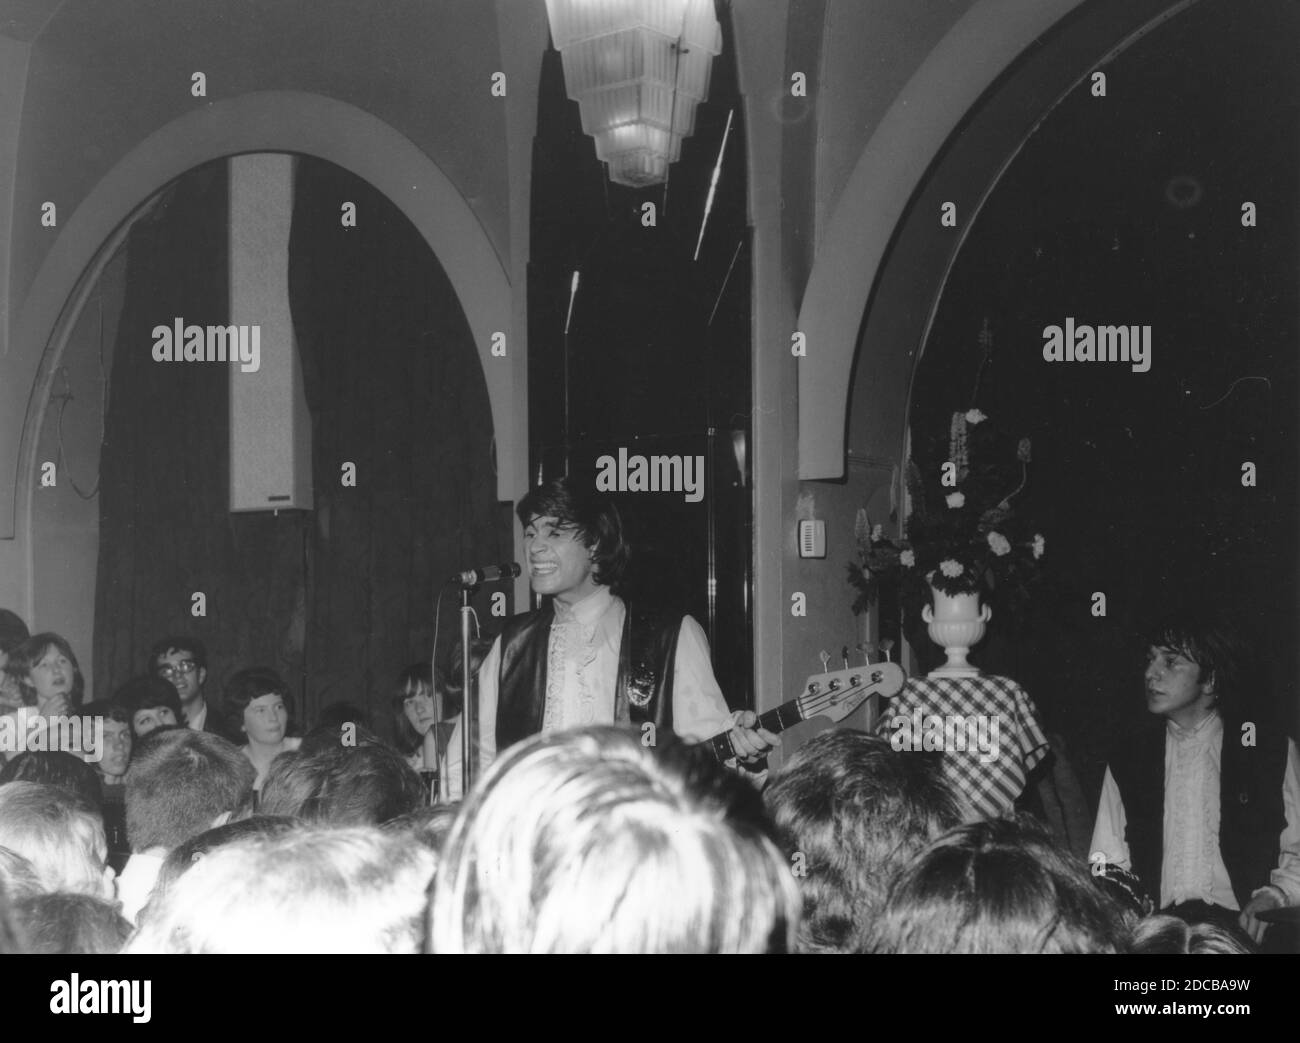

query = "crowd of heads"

[{"left": 0, "top": 599, "right": 1268, "bottom": 954}]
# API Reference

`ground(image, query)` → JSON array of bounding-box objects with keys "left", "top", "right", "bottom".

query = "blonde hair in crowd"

[
  {"left": 429, "top": 726, "right": 800, "bottom": 953},
  {"left": 126, "top": 827, "right": 436, "bottom": 954},
  {"left": 0, "top": 782, "right": 112, "bottom": 899}
]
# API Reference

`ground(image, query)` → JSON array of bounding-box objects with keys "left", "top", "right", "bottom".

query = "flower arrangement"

[{"left": 848, "top": 407, "right": 1045, "bottom": 622}]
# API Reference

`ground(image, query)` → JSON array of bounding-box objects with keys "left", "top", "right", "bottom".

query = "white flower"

[
  {"left": 900, "top": 550, "right": 915, "bottom": 568},
  {"left": 946, "top": 492, "right": 965, "bottom": 508},
  {"left": 987, "top": 531, "right": 1011, "bottom": 557},
  {"left": 939, "top": 559, "right": 964, "bottom": 578},
  {"left": 871, "top": 524, "right": 884, "bottom": 542},
  {"left": 1032, "top": 534, "right": 1045, "bottom": 559},
  {"left": 854, "top": 509, "right": 869, "bottom": 542},
  {"left": 965, "top": 409, "right": 987, "bottom": 425}
]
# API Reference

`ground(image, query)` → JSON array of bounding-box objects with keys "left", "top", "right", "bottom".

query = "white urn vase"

[{"left": 922, "top": 587, "right": 990, "bottom": 678}]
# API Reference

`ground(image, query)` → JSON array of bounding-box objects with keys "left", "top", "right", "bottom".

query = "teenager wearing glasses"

[{"left": 148, "top": 635, "right": 228, "bottom": 740}]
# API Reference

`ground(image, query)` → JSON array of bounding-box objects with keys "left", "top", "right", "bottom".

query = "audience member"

[
  {"left": 315, "top": 700, "right": 372, "bottom": 732},
  {"left": 0, "top": 609, "right": 30, "bottom": 713},
  {"left": 864, "top": 816, "right": 1128, "bottom": 954},
  {"left": 1128, "top": 912, "right": 1254, "bottom": 954},
  {"left": 380, "top": 803, "right": 460, "bottom": 853},
  {"left": 222, "top": 667, "right": 301, "bottom": 790},
  {"left": 0, "top": 846, "right": 43, "bottom": 900},
  {"left": 764, "top": 729, "right": 969, "bottom": 953},
  {"left": 392, "top": 662, "right": 450, "bottom": 775},
  {"left": 1090, "top": 615, "right": 1300, "bottom": 944},
  {"left": 0, "top": 781, "right": 114, "bottom": 900},
  {"left": 148, "top": 635, "right": 223, "bottom": 738},
  {"left": 119, "top": 728, "right": 255, "bottom": 923},
  {"left": 76, "top": 700, "right": 133, "bottom": 787},
  {"left": 125, "top": 826, "right": 437, "bottom": 953},
  {"left": 429, "top": 726, "right": 800, "bottom": 954},
  {"left": 12, "top": 892, "right": 132, "bottom": 954},
  {"left": 74, "top": 701, "right": 132, "bottom": 873},
  {"left": 299, "top": 719, "right": 386, "bottom": 755},
  {"left": 114, "top": 675, "right": 185, "bottom": 738},
  {"left": 0, "top": 750, "right": 103, "bottom": 808},
  {"left": 0, "top": 626, "right": 85, "bottom": 738},
  {"left": 258, "top": 742, "right": 425, "bottom": 825},
  {"left": 137, "top": 815, "right": 301, "bottom": 926},
  {"left": 0, "top": 881, "right": 23, "bottom": 955}
]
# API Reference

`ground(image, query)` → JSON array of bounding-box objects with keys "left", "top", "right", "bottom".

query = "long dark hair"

[{"left": 391, "top": 663, "right": 445, "bottom": 756}]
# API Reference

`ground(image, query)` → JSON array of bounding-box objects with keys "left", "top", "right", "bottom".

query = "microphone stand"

[{"left": 459, "top": 583, "right": 476, "bottom": 798}]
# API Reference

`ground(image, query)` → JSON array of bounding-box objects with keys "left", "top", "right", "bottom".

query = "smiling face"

[
  {"left": 30, "top": 644, "right": 74, "bottom": 710},
  {"left": 524, "top": 515, "right": 601, "bottom": 607},
  {"left": 1144, "top": 645, "right": 1215, "bottom": 725},
  {"left": 243, "top": 692, "right": 288, "bottom": 747}
]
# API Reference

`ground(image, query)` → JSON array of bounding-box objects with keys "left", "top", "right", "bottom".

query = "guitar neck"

[
  {"left": 701, "top": 702, "right": 808, "bottom": 763},
  {"left": 701, "top": 663, "right": 904, "bottom": 764}
]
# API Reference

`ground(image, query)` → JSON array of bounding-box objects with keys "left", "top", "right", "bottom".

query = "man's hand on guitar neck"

[{"left": 729, "top": 710, "right": 779, "bottom": 768}]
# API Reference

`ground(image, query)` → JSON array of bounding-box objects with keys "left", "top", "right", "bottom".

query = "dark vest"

[
  {"left": 1108, "top": 716, "right": 1287, "bottom": 908},
  {"left": 495, "top": 597, "right": 681, "bottom": 751}
]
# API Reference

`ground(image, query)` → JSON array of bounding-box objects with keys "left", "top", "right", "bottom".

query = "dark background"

[
  {"left": 909, "top": 0, "right": 1300, "bottom": 792},
  {"left": 92, "top": 157, "right": 510, "bottom": 736},
  {"left": 527, "top": 16, "right": 755, "bottom": 710}
]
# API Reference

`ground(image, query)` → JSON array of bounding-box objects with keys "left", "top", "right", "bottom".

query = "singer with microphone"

[
  {"left": 451, "top": 477, "right": 776, "bottom": 782},
  {"left": 450, "top": 563, "right": 521, "bottom": 587}
]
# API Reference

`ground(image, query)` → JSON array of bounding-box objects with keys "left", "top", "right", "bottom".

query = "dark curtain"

[
  {"left": 94, "top": 160, "right": 305, "bottom": 728},
  {"left": 94, "top": 156, "right": 508, "bottom": 738},
  {"left": 288, "top": 156, "right": 508, "bottom": 724}
]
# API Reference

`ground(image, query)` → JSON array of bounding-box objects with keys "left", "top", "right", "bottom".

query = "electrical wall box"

[{"left": 798, "top": 519, "right": 826, "bottom": 558}]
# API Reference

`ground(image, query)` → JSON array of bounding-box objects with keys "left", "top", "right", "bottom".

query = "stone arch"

[
  {"left": 795, "top": 0, "right": 1198, "bottom": 479},
  {"left": 5, "top": 90, "right": 519, "bottom": 572}
]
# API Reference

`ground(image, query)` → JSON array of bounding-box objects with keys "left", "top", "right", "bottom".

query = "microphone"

[{"left": 449, "top": 562, "right": 521, "bottom": 586}]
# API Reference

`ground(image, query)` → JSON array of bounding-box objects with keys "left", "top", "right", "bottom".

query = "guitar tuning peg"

[
  {"left": 818, "top": 649, "right": 831, "bottom": 674},
  {"left": 855, "top": 642, "right": 870, "bottom": 666},
  {"left": 841, "top": 645, "right": 850, "bottom": 670},
  {"left": 879, "top": 638, "right": 895, "bottom": 663}
]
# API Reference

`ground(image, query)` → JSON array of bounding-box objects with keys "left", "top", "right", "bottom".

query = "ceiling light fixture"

[{"left": 544, "top": 0, "right": 722, "bottom": 188}]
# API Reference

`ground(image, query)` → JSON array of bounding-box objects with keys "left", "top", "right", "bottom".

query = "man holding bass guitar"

[{"left": 460, "top": 477, "right": 775, "bottom": 783}]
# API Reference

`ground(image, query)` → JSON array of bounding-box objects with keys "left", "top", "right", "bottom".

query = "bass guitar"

[{"left": 703, "top": 662, "right": 906, "bottom": 762}]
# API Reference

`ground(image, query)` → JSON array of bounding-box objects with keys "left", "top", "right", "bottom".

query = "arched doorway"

[{"left": 80, "top": 155, "right": 509, "bottom": 734}]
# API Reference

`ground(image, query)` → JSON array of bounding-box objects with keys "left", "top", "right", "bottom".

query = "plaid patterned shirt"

[{"left": 874, "top": 673, "right": 1050, "bottom": 819}]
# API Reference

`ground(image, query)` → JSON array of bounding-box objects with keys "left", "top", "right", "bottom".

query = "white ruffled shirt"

[
  {"left": 455, "top": 586, "right": 736, "bottom": 787},
  {"left": 1091, "top": 711, "right": 1300, "bottom": 910}
]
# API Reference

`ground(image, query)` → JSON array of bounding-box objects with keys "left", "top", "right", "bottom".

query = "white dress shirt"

[
  {"left": 458, "top": 586, "right": 736, "bottom": 781},
  {"left": 186, "top": 700, "right": 207, "bottom": 732},
  {"left": 1090, "top": 711, "right": 1300, "bottom": 909},
  {"left": 117, "top": 849, "right": 167, "bottom": 925}
]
